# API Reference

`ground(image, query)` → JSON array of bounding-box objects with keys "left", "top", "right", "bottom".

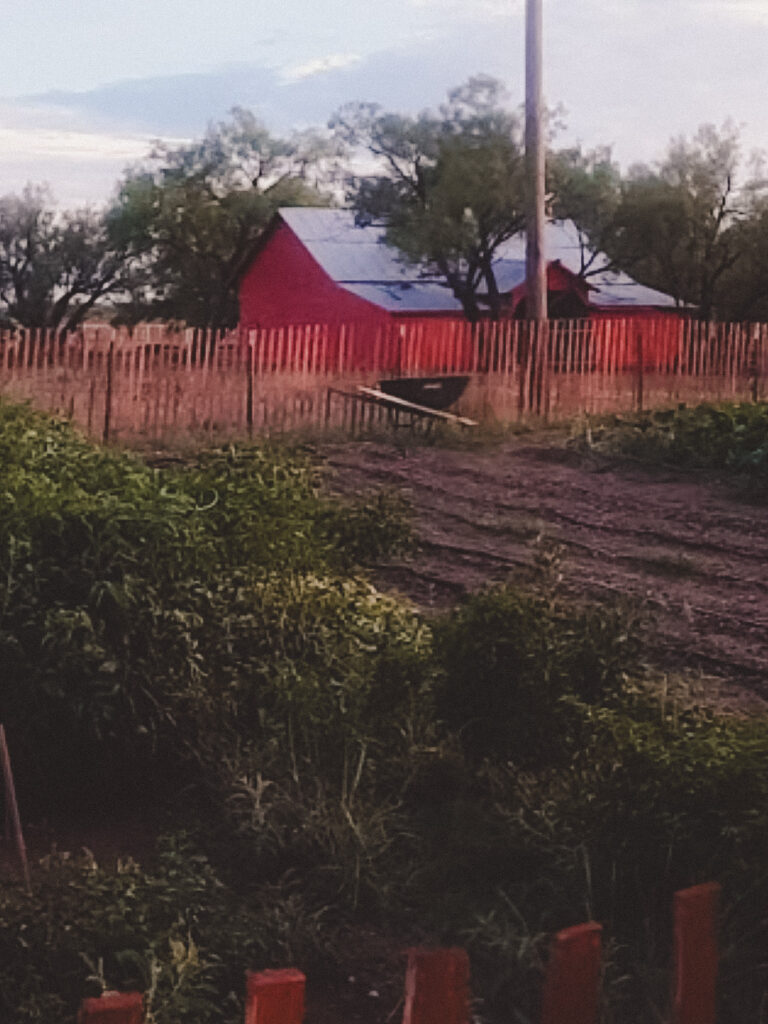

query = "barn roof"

[
  {"left": 495, "top": 221, "right": 677, "bottom": 309},
  {"left": 341, "top": 281, "right": 462, "bottom": 313},
  {"left": 277, "top": 208, "right": 677, "bottom": 312}
]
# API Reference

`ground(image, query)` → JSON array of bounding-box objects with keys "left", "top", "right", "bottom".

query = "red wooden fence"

[
  {"left": 76, "top": 882, "right": 721, "bottom": 1024},
  {"left": 1, "top": 318, "right": 766, "bottom": 442}
]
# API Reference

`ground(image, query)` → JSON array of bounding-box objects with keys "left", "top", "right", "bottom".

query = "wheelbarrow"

[{"left": 376, "top": 375, "right": 470, "bottom": 411}]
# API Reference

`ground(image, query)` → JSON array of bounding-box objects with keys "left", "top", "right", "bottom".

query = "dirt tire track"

[{"left": 321, "top": 436, "right": 768, "bottom": 702}]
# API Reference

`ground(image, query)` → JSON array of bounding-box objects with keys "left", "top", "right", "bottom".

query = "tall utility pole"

[{"left": 525, "top": 0, "right": 547, "bottom": 321}]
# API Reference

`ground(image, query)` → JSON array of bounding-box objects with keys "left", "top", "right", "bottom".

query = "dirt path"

[{"left": 321, "top": 434, "right": 768, "bottom": 707}]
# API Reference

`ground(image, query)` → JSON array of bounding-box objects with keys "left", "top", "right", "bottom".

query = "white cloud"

[
  {"left": 280, "top": 52, "right": 363, "bottom": 82},
  {"left": 0, "top": 126, "right": 150, "bottom": 162},
  {"left": 703, "top": 0, "right": 768, "bottom": 22},
  {"left": 0, "top": 100, "right": 188, "bottom": 205}
]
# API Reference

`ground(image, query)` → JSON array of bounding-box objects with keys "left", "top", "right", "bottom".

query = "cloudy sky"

[{"left": 2, "top": 0, "right": 767, "bottom": 206}]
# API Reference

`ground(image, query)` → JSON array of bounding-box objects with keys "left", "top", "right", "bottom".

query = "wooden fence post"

[
  {"left": 540, "top": 922, "right": 602, "bottom": 1024},
  {"left": 77, "top": 992, "right": 143, "bottom": 1024},
  {"left": 0, "top": 724, "right": 31, "bottom": 893},
  {"left": 245, "top": 968, "right": 305, "bottom": 1024},
  {"left": 246, "top": 333, "right": 254, "bottom": 437},
  {"left": 402, "top": 947, "right": 470, "bottom": 1024},
  {"left": 103, "top": 340, "right": 114, "bottom": 443},
  {"left": 673, "top": 882, "right": 720, "bottom": 1024}
]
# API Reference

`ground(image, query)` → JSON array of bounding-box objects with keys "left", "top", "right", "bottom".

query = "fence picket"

[
  {"left": 245, "top": 969, "right": 305, "bottom": 1024},
  {"left": 402, "top": 948, "right": 470, "bottom": 1024},
  {"left": 540, "top": 922, "right": 603, "bottom": 1024},
  {"left": 77, "top": 993, "right": 143, "bottom": 1024},
  {"left": 673, "top": 883, "right": 720, "bottom": 1024}
]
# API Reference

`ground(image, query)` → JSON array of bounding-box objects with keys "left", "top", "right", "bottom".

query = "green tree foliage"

[
  {"left": 548, "top": 126, "right": 768, "bottom": 322},
  {"left": 548, "top": 144, "right": 622, "bottom": 276},
  {"left": 715, "top": 168, "right": 768, "bottom": 321},
  {"left": 332, "top": 77, "right": 527, "bottom": 322},
  {"left": 0, "top": 185, "right": 125, "bottom": 331},
  {"left": 107, "top": 109, "right": 330, "bottom": 328},
  {"left": 603, "top": 123, "right": 744, "bottom": 319}
]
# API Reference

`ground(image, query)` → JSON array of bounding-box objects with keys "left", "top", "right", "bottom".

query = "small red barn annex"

[{"left": 238, "top": 208, "right": 678, "bottom": 331}]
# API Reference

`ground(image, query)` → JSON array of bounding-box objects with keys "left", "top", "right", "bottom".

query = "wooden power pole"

[{"left": 525, "top": 0, "right": 547, "bottom": 321}]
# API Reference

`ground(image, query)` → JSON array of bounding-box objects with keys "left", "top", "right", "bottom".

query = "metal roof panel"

[
  {"left": 340, "top": 281, "right": 463, "bottom": 313},
  {"left": 278, "top": 208, "right": 677, "bottom": 310},
  {"left": 279, "top": 207, "right": 421, "bottom": 283}
]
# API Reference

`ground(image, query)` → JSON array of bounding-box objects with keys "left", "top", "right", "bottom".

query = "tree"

[
  {"left": 602, "top": 123, "right": 744, "bottom": 319},
  {"left": 332, "top": 77, "right": 527, "bottom": 322},
  {"left": 107, "top": 108, "right": 330, "bottom": 328},
  {"left": 547, "top": 144, "right": 622, "bottom": 277},
  {"left": 0, "top": 186, "right": 125, "bottom": 332},
  {"left": 708, "top": 156, "right": 768, "bottom": 322}
]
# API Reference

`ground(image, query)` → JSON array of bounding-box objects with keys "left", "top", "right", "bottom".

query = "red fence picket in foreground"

[
  {"left": 246, "top": 969, "right": 306, "bottom": 1024},
  {"left": 540, "top": 922, "right": 603, "bottom": 1024},
  {"left": 76, "top": 881, "right": 721, "bottom": 1024},
  {"left": 402, "top": 948, "right": 470, "bottom": 1024},
  {"left": 77, "top": 992, "right": 143, "bottom": 1024},
  {"left": 673, "top": 883, "right": 720, "bottom": 1024}
]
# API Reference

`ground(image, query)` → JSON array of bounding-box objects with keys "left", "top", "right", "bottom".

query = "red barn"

[{"left": 238, "top": 208, "right": 679, "bottom": 330}]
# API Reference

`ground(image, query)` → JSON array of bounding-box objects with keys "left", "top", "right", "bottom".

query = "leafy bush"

[
  {"left": 0, "top": 836, "right": 332, "bottom": 1024},
  {"left": 577, "top": 401, "right": 768, "bottom": 496},
  {"left": 394, "top": 691, "right": 768, "bottom": 1024},
  {"left": 430, "top": 585, "right": 641, "bottom": 765},
  {"left": 0, "top": 402, "right": 414, "bottom": 808}
]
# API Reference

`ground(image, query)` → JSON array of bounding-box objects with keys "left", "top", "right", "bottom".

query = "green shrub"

[
  {"left": 0, "top": 835, "right": 334, "bottom": 1024},
  {"left": 0, "top": 403, "right": 414, "bottom": 809},
  {"left": 454, "top": 699, "right": 768, "bottom": 1024},
  {"left": 430, "top": 585, "right": 640, "bottom": 765},
  {"left": 577, "top": 401, "right": 768, "bottom": 495}
]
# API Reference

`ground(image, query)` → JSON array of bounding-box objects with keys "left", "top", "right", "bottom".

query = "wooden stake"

[
  {"left": 78, "top": 992, "right": 143, "bottom": 1024},
  {"left": 402, "top": 947, "right": 470, "bottom": 1024},
  {"left": 540, "top": 922, "right": 602, "bottom": 1024},
  {"left": 673, "top": 883, "right": 720, "bottom": 1024},
  {"left": 246, "top": 334, "right": 254, "bottom": 437},
  {"left": 245, "top": 968, "right": 305, "bottom": 1024},
  {"left": 0, "top": 724, "right": 31, "bottom": 893},
  {"left": 103, "top": 340, "right": 114, "bottom": 444}
]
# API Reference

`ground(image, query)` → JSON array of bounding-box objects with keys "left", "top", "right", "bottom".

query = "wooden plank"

[
  {"left": 0, "top": 724, "right": 31, "bottom": 893},
  {"left": 357, "top": 386, "right": 477, "bottom": 426}
]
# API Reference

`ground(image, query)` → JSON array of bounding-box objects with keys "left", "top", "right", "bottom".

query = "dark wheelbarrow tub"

[{"left": 377, "top": 375, "right": 470, "bottom": 411}]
